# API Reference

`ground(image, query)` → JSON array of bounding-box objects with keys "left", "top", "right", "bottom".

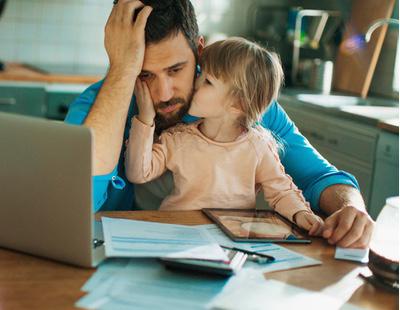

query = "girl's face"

[{"left": 188, "top": 71, "right": 237, "bottom": 118}]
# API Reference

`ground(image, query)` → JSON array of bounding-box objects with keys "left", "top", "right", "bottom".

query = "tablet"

[{"left": 202, "top": 208, "right": 311, "bottom": 243}]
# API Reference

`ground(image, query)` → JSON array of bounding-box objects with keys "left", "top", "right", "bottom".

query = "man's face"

[{"left": 139, "top": 32, "right": 197, "bottom": 132}]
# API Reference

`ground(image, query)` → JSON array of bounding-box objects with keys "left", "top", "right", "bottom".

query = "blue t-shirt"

[{"left": 65, "top": 80, "right": 359, "bottom": 213}]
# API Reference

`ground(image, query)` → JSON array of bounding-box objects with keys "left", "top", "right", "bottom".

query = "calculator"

[{"left": 159, "top": 249, "right": 248, "bottom": 277}]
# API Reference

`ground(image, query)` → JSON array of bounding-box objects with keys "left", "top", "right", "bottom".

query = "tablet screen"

[{"left": 202, "top": 209, "right": 310, "bottom": 243}]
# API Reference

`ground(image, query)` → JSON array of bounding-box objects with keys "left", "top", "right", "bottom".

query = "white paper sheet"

[
  {"left": 101, "top": 217, "right": 227, "bottom": 260},
  {"left": 198, "top": 224, "right": 321, "bottom": 273},
  {"left": 335, "top": 247, "right": 369, "bottom": 263},
  {"left": 207, "top": 269, "right": 347, "bottom": 310},
  {"left": 81, "top": 258, "right": 129, "bottom": 292},
  {"left": 76, "top": 259, "right": 228, "bottom": 310}
]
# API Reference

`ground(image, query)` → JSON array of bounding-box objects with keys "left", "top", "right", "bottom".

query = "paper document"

[
  {"left": 208, "top": 269, "right": 347, "bottom": 310},
  {"left": 199, "top": 224, "right": 321, "bottom": 273},
  {"left": 102, "top": 217, "right": 227, "bottom": 260},
  {"left": 76, "top": 258, "right": 228, "bottom": 310},
  {"left": 335, "top": 247, "right": 369, "bottom": 263}
]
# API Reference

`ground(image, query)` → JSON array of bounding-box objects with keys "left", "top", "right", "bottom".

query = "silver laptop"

[{"left": 0, "top": 112, "right": 105, "bottom": 267}]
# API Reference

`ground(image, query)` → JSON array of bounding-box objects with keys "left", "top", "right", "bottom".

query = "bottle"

[{"left": 368, "top": 196, "right": 399, "bottom": 291}]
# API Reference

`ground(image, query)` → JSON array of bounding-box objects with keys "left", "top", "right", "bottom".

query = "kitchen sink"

[{"left": 296, "top": 93, "right": 398, "bottom": 108}]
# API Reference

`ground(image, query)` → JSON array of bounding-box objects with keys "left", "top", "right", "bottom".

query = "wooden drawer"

[
  {"left": 318, "top": 146, "right": 373, "bottom": 204},
  {"left": 46, "top": 92, "right": 80, "bottom": 120},
  {"left": 324, "top": 125, "right": 377, "bottom": 165},
  {"left": 0, "top": 85, "right": 46, "bottom": 117}
]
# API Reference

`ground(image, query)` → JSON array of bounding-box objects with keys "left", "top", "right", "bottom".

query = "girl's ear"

[{"left": 227, "top": 98, "right": 245, "bottom": 116}]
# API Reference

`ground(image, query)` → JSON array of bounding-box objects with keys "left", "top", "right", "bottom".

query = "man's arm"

[
  {"left": 262, "top": 101, "right": 374, "bottom": 247},
  {"left": 85, "top": 1, "right": 152, "bottom": 175},
  {"left": 261, "top": 101, "right": 359, "bottom": 211}
]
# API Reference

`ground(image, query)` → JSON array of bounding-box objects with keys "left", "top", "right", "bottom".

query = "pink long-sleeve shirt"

[{"left": 125, "top": 117, "right": 311, "bottom": 221}]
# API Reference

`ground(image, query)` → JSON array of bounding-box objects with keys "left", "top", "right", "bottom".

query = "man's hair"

[
  {"left": 201, "top": 37, "right": 284, "bottom": 128},
  {"left": 142, "top": 0, "right": 199, "bottom": 60}
]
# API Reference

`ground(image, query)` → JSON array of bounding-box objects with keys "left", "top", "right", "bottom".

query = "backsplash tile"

[
  {"left": 0, "top": 0, "right": 274, "bottom": 67},
  {"left": 0, "top": 0, "right": 111, "bottom": 66}
]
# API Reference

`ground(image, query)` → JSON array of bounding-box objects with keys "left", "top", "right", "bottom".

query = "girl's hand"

[
  {"left": 294, "top": 211, "right": 324, "bottom": 236},
  {"left": 135, "top": 79, "right": 155, "bottom": 126}
]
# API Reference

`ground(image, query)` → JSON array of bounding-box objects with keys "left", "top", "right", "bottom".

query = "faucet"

[
  {"left": 364, "top": 18, "right": 399, "bottom": 42},
  {"left": 291, "top": 9, "right": 340, "bottom": 85}
]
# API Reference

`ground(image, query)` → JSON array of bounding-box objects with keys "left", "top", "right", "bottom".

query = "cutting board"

[{"left": 333, "top": 0, "right": 395, "bottom": 98}]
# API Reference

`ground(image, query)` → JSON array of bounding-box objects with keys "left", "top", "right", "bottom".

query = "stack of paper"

[
  {"left": 76, "top": 258, "right": 228, "bottom": 309},
  {"left": 76, "top": 220, "right": 323, "bottom": 309}
]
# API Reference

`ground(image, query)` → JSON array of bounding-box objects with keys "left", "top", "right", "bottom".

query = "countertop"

[
  {"left": 280, "top": 88, "right": 399, "bottom": 134},
  {"left": 0, "top": 62, "right": 103, "bottom": 84},
  {"left": 0, "top": 64, "right": 398, "bottom": 134}
]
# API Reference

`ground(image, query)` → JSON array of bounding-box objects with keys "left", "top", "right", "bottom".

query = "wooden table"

[{"left": 0, "top": 211, "right": 398, "bottom": 310}]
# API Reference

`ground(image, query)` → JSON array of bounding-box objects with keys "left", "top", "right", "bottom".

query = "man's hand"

[
  {"left": 322, "top": 206, "right": 374, "bottom": 248},
  {"left": 135, "top": 80, "right": 155, "bottom": 126},
  {"left": 319, "top": 185, "right": 375, "bottom": 249},
  {"left": 84, "top": 1, "right": 152, "bottom": 175},
  {"left": 293, "top": 211, "right": 324, "bottom": 236},
  {"left": 105, "top": 0, "right": 153, "bottom": 75}
]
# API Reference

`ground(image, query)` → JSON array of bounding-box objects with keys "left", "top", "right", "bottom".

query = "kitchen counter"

[
  {"left": 280, "top": 88, "right": 399, "bottom": 134},
  {"left": 0, "top": 62, "right": 103, "bottom": 84}
]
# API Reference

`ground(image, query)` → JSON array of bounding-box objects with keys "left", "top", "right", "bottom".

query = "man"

[{"left": 65, "top": 0, "right": 373, "bottom": 248}]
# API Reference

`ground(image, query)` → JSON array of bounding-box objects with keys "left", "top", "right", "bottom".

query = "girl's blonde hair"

[{"left": 201, "top": 37, "right": 284, "bottom": 128}]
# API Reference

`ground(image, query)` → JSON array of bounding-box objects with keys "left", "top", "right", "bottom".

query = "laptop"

[{"left": 0, "top": 112, "right": 105, "bottom": 267}]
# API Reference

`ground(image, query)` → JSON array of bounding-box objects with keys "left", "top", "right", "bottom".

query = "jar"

[{"left": 368, "top": 196, "right": 399, "bottom": 291}]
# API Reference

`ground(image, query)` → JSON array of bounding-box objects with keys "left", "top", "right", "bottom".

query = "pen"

[{"left": 221, "top": 246, "right": 275, "bottom": 263}]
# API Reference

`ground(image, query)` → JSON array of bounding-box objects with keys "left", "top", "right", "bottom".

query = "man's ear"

[{"left": 197, "top": 36, "right": 205, "bottom": 57}]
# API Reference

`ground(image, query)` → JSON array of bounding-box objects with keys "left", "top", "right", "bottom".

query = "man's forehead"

[{"left": 143, "top": 32, "right": 195, "bottom": 71}]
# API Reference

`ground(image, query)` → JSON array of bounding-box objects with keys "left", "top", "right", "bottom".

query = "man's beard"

[{"left": 154, "top": 93, "right": 193, "bottom": 136}]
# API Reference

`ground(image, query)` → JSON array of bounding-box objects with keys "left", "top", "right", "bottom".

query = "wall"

[
  {"left": 0, "top": 0, "right": 269, "bottom": 67},
  {"left": 0, "top": 0, "right": 397, "bottom": 99},
  {"left": 0, "top": 0, "right": 110, "bottom": 66}
]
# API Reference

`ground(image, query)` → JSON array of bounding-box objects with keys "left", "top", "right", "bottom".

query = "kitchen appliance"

[{"left": 291, "top": 9, "right": 340, "bottom": 88}]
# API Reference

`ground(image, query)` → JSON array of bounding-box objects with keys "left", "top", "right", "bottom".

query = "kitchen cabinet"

[
  {"left": 369, "top": 131, "right": 399, "bottom": 219},
  {"left": 279, "top": 98, "right": 380, "bottom": 208},
  {"left": 0, "top": 83, "right": 46, "bottom": 118},
  {"left": 45, "top": 84, "right": 87, "bottom": 120},
  {"left": 0, "top": 82, "right": 87, "bottom": 120}
]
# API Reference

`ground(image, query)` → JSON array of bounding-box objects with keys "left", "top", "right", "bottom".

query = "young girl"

[{"left": 125, "top": 37, "right": 324, "bottom": 235}]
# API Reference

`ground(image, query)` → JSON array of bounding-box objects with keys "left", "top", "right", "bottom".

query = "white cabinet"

[
  {"left": 279, "top": 98, "right": 380, "bottom": 209},
  {"left": 369, "top": 131, "right": 399, "bottom": 219}
]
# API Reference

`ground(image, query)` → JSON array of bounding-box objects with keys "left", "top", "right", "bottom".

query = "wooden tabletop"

[
  {"left": 0, "top": 63, "right": 101, "bottom": 84},
  {"left": 0, "top": 211, "right": 398, "bottom": 310}
]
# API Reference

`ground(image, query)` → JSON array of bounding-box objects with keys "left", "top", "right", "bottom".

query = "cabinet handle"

[
  {"left": 0, "top": 98, "right": 16, "bottom": 105},
  {"left": 58, "top": 104, "right": 69, "bottom": 114},
  {"left": 328, "top": 138, "right": 338, "bottom": 145},
  {"left": 310, "top": 131, "right": 325, "bottom": 141}
]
